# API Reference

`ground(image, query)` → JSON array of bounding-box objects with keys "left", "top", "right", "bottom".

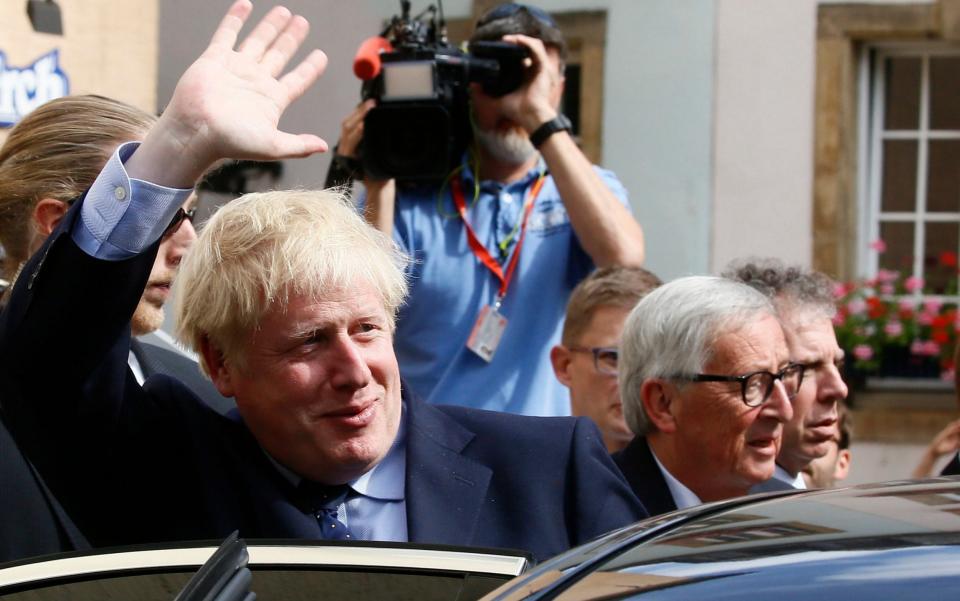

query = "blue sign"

[{"left": 0, "top": 49, "right": 70, "bottom": 128}]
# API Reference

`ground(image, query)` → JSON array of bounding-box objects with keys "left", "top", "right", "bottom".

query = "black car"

[{"left": 483, "top": 478, "right": 960, "bottom": 601}]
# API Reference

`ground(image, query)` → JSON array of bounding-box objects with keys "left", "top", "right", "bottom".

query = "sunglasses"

[{"left": 162, "top": 207, "right": 197, "bottom": 240}]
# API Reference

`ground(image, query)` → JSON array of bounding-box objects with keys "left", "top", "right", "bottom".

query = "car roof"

[{"left": 485, "top": 478, "right": 960, "bottom": 601}]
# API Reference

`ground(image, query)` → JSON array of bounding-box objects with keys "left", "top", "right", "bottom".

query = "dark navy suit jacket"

[
  {"left": 0, "top": 413, "right": 89, "bottom": 564},
  {"left": 0, "top": 206, "right": 645, "bottom": 561},
  {"left": 130, "top": 339, "right": 235, "bottom": 416},
  {"left": 612, "top": 436, "right": 678, "bottom": 518}
]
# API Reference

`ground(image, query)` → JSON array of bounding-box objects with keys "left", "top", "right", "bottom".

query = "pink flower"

[
  {"left": 870, "top": 239, "right": 888, "bottom": 253},
  {"left": 877, "top": 269, "right": 899, "bottom": 283},
  {"left": 898, "top": 299, "right": 916, "bottom": 312},
  {"left": 880, "top": 283, "right": 895, "bottom": 295},
  {"left": 918, "top": 312, "right": 934, "bottom": 326},
  {"left": 924, "top": 299, "right": 943, "bottom": 314},
  {"left": 884, "top": 321, "right": 903, "bottom": 336},
  {"left": 853, "top": 344, "right": 874, "bottom": 361},
  {"left": 832, "top": 283, "right": 848, "bottom": 299},
  {"left": 832, "top": 312, "right": 845, "bottom": 326},
  {"left": 911, "top": 340, "right": 941, "bottom": 356},
  {"left": 942, "top": 368, "right": 956, "bottom": 382},
  {"left": 846, "top": 298, "right": 867, "bottom": 315},
  {"left": 904, "top": 276, "right": 924, "bottom": 293}
]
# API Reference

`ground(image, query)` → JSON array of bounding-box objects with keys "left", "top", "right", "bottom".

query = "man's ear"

[
  {"left": 550, "top": 344, "right": 573, "bottom": 387},
  {"left": 33, "top": 198, "right": 70, "bottom": 236},
  {"left": 835, "top": 449, "right": 852, "bottom": 482},
  {"left": 640, "top": 379, "right": 677, "bottom": 434},
  {"left": 198, "top": 335, "right": 236, "bottom": 398}
]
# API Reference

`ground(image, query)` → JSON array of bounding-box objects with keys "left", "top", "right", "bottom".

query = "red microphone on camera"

[{"left": 353, "top": 36, "right": 394, "bottom": 80}]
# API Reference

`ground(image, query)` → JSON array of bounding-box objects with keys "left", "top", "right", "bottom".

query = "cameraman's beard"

[{"left": 474, "top": 127, "right": 537, "bottom": 166}]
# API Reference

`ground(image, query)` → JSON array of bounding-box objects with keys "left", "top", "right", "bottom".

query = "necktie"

[{"left": 298, "top": 480, "right": 354, "bottom": 540}]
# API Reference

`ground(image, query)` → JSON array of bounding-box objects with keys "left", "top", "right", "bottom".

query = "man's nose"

[
  {"left": 763, "top": 379, "right": 794, "bottom": 424},
  {"left": 818, "top": 363, "right": 849, "bottom": 404},
  {"left": 328, "top": 335, "right": 372, "bottom": 391},
  {"left": 162, "top": 218, "right": 197, "bottom": 268}
]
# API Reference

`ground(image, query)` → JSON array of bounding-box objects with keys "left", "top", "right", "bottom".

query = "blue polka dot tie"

[{"left": 299, "top": 481, "right": 354, "bottom": 540}]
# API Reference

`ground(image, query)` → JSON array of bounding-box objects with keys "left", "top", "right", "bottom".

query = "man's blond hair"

[
  {"left": 562, "top": 266, "right": 662, "bottom": 346},
  {"left": 175, "top": 189, "right": 409, "bottom": 374},
  {"left": 0, "top": 95, "right": 155, "bottom": 273}
]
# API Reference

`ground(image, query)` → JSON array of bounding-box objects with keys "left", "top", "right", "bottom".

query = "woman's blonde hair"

[
  {"left": 0, "top": 95, "right": 155, "bottom": 271},
  {"left": 174, "top": 189, "right": 410, "bottom": 374}
]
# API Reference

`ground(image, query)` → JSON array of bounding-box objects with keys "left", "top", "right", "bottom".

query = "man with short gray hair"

[
  {"left": 724, "top": 258, "right": 848, "bottom": 491},
  {"left": 614, "top": 276, "right": 800, "bottom": 516}
]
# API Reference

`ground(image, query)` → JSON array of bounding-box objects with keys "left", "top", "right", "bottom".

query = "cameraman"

[{"left": 339, "top": 3, "right": 644, "bottom": 416}]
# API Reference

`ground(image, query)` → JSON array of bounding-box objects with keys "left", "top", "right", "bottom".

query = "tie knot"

[{"left": 298, "top": 480, "right": 351, "bottom": 512}]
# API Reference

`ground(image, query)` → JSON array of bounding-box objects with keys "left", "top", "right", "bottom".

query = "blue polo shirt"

[{"left": 387, "top": 157, "right": 630, "bottom": 416}]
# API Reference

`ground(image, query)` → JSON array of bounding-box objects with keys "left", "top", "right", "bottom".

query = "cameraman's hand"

[
  {"left": 127, "top": 0, "right": 328, "bottom": 188},
  {"left": 338, "top": 99, "right": 376, "bottom": 159},
  {"left": 499, "top": 34, "right": 563, "bottom": 133}
]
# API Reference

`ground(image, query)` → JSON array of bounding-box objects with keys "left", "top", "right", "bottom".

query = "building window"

[{"left": 862, "top": 47, "right": 960, "bottom": 299}]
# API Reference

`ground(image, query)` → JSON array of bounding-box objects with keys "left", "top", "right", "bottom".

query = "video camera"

[{"left": 353, "top": 1, "right": 529, "bottom": 181}]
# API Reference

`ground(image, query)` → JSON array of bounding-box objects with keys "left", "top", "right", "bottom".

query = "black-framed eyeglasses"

[
  {"left": 162, "top": 207, "right": 197, "bottom": 240},
  {"left": 477, "top": 3, "right": 558, "bottom": 29},
  {"left": 568, "top": 346, "right": 618, "bottom": 376},
  {"left": 671, "top": 363, "right": 806, "bottom": 408}
]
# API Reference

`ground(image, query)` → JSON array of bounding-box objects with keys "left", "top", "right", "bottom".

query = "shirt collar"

[
  {"left": 772, "top": 463, "right": 807, "bottom": 489},
  {"left": 262, "top": 404, "right": 407, "bottom": 502},
  {"left": 350, "top": 411, "right": 406, "bottom": 501},
  {"left": 649, "top": 445, "right": 702, "bottom": 510}
]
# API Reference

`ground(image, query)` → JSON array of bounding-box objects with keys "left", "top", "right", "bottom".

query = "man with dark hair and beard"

[{"left": 337, "top": 3, "right": 645, "bottom": 416}]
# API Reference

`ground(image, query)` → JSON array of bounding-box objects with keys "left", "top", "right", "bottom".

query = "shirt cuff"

[{"left": 73, "top": 141, "right": 194, "bottom": 259}]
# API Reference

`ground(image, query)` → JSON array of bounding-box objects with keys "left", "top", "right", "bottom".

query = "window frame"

[{"left": 860, "top": 44, "right": 960, "bottom": 302}]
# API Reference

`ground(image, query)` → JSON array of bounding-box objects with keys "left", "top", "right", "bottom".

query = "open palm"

[{"left": 131, "top": 1, "right": 327, "bottom": 187}]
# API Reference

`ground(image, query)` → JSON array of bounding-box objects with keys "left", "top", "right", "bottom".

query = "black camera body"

[{"left": 358, "top": 3, "right": 529, "bottom": 181}]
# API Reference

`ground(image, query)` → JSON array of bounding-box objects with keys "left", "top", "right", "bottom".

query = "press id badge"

[{"left": 466, "top": 305, "right": 508, "bottom": 362}]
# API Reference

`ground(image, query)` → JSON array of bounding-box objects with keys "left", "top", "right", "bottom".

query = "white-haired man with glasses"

[
  {"left": 614, "top": 277, "right": 802, "bottom": 516},
  {"left": 550, "top": 266, "right": 662, "bottom": 452}
]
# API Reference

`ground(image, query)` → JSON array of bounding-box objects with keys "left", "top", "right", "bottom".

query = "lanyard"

[{"left": 451, "top": 172, "right": 546, "bottom": 304}]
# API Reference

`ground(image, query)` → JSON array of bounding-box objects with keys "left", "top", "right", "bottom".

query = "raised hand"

[
  {"left": 497, "top": 34, "right": 563, "bottom": 133},
  {"left": 127, "top": 0, "right": 328, "bottom": 188}
]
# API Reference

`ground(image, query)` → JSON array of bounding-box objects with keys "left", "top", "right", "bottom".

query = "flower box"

[{"left": 834, "top": 266, "right": 957, "bottom": 387}]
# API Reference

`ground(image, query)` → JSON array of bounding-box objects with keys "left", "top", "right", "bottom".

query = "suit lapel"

[
  {"left": 404, "top": 395, "right": 492, "bottom": 546},
  {"left": 129, "top": 339, "right": 162, "bottom": 378},
  {"left": 614, "top": 437, "right": 677, "bottom": 517}
]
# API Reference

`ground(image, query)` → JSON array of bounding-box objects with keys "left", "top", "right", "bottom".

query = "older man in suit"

[
  {"left": 725, "top": 259, "right": 848, "bottom": 492},
  {"left": 0, "top": 1, "right": 643, "bottom": 561},
  {"left": 613, "top": 277, "right": 800, "bottom": 516}
]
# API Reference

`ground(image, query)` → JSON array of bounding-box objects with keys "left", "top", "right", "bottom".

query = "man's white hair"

[{"left": 619, "top": 276, "right": 776, "bottom": 436}]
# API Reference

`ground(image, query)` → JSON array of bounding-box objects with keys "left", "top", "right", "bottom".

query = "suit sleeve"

[
  {"left": 567, "top": 417, "right": 648, "bottom": 543},
  {"left": 0, "top": 198, "right": 160, "bottom": 453}
]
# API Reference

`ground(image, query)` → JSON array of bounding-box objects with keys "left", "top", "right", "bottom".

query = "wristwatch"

[{"left": 529, "top": 114, "right": 572, "bottom": 149}]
